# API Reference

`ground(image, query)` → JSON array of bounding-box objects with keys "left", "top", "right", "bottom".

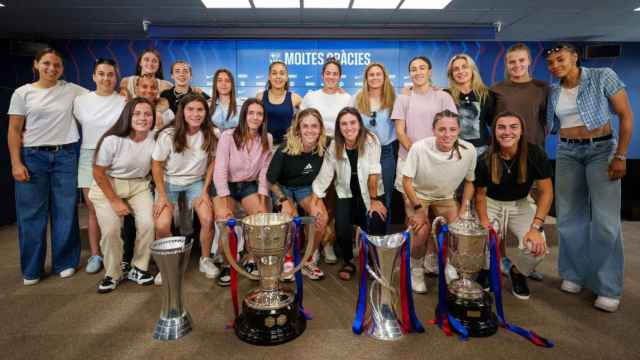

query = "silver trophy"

[
  {"left": 364, "top": 231, "right": 406, "bottom": 341},
  {"left": 150, "top": 236, "right": 193, "bottom": 341},
  {"left": 222, "top": 213, "right": 315, "bottom": 345}
]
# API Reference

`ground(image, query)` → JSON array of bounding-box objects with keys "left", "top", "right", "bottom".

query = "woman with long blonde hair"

[{"left": 267, "top": 108, "right": 329, "bottom": 280}]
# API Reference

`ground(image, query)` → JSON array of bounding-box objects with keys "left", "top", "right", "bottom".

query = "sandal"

[{"left": 338, "top": 262, "right": 356, "bottom": 281}]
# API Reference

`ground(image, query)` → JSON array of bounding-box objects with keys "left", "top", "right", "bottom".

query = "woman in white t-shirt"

[
  {"left": 402, "top": 110, "right": 476, "bottom": 293},
  {"left": 135, "top": 74, "right": 174, "bottom": 128},
  {"left": 210, "top": 68, "right": 241, "bottom": 131},
  {"left": 73, "top": 58, "right": 126, "bottom": 274},
  {"left": 120, "top": 48, "right": 172, "bottom": 99},
  {"left": 7, "top": 48, "right": 88, "bottom": 285},
  {"left": 88, "top": 97, "right": 157, "bottom": 292},
  {"left": 152, "top": 94, "right": 218, "bottom": 282}
]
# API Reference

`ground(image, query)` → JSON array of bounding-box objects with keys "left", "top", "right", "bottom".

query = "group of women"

[{"left": 8, "top": 42, "right": 632, "bottom": 313}]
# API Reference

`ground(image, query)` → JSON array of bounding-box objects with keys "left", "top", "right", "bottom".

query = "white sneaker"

[
  {"left": 154, "top": 272, "right": 162, "bottom": 286},
  {"left": 23, "top": 278, "right": 40, "bottom": 286},
  {"left": 423, "top": 254, "right": 439, "bottom": 275},
  {"left": 323, "top": 243, "right": 337, "bottom": 264},
  {"left": 199, "top": 257, "right": 220, "bottom": 279},
  {"left": 411, "top": 257, "right": 427, "bottom": 294},
  {"left": 59, "top": 268, "right": 76, "bottom": 278},
  {"left": 594, "top": 296, "right": 620, "bottom": 312},
  {"left": 560, "top": 280, "right": 582, "bottom": 294},
  {"left": 282, "top": 258, "right": 295, "bottom": 282}
]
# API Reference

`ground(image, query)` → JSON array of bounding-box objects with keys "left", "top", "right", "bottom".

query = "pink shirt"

[
  {"left": 214, "top": 129, "right": 273, "bottom": 197},
  {"left": 391, "top": 88, "right": 457, "bottom": 159}
]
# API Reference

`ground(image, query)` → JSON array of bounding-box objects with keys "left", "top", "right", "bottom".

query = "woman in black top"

[
  {"left": 267, "top": 108, "right": 329, "bottom": 280},
  {"left": 474, "top": 111, "right": 553, "bottom": 300}
]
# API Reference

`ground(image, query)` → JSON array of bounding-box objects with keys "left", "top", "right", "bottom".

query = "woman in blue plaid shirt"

[{"left": 545, "top": 43, "right": 633, "bottom": 313}]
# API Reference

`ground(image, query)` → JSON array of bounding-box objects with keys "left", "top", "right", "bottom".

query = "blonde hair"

[
  {"left": 283, "top": 108, "right": 327, "bottom": 157},
  {"left": 504, "top": 43, "right": 532, "bottom": 80},
  {"left": 355, "top": 63, "right": 396, "bottom": 115},
  {"left": 447, "top": 54, "right": 489, "bottom": 105}
]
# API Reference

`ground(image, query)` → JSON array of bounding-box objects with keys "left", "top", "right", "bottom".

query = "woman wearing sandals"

[
  {"left": 213, "top": 98, "right": 273, "bottom": 286},
  {"left": 311, "top": 107, "right": 386, "bottom": 281},
  {"left": 73, "top": 58, "right": 126, "bottom": 274},
  {"left": 267, "top": 108, "right": 329, "bottom": 280},
  {"left": 546, "top": 43, "right": 633, "bottom": 312},
  {"left": 152, "top": 94, "right": 218, "bottom": 284},
  {"left": 90, "top": 98, "right": 157, "bottom": 292}
]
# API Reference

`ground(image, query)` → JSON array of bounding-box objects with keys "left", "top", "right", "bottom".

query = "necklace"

[{"left": 502, "top": 159, "right": 515, "bottom": 174}]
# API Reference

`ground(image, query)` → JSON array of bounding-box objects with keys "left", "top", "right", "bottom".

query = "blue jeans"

[
  {"left": 380, "top": 141, "right": 398, "bottom": 230},
  {"left": 556, "top": 138, "right": 623, "bottom": 298},
  {"left": 163, "top": 180, "right": 204, "bottom": 209},
  {"left": 15, "top": 146, "right": 80, "bottom": 279},
  {"left": 281, "top": 185, "right": 313, "bottom": 204}
]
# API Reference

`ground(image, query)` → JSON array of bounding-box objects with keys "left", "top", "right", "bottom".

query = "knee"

[{"left": 154, "top": 217, "right": 172, "bottom": 234}]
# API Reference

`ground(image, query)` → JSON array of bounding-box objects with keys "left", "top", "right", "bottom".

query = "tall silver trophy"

[
  {"left": 150, "top": 236, "right": 194, "bottom": 341},
  {"left": 432, "top": 202, "right": 497, "bottom": 337},
  {"left": 222, "top": 213, "right": 315, "bottom": 345},
  {"left": 365, "top": 231, "right": 406, "bottom": 340}
]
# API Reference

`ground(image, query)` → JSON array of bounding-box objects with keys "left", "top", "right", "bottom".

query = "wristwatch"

[
  {"left": 614, "top": 153, "right": 626, "bottom": 161},
  {"left": 531, "top": 223, "right": 544, "bottom": 233}
]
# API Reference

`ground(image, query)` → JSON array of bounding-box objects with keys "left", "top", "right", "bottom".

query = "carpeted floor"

[{"left": 1, "top": 210, "right": 639, "bottom": 360}]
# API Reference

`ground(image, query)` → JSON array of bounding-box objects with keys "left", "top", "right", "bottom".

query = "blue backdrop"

[{"left": 45, "top": 39, "right": 640, "bottom": 159}]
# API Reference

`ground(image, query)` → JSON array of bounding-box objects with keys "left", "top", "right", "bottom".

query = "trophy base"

[
  {"left": 446, "top": 291, "right": 498, "bottom": 337},
  {"left": 235, "top": 300, "right": 306, "bottom": 345},
  {"left": 153, "top": 311, "right": 193, "bottom": 341}
]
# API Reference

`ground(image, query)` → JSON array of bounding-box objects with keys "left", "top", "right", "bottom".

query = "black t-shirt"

[
  {"left": 266, "top": 144, "right": 323, "bottom": 188},
  {"left": 159, "top": 87, "right": 210, "bottom": 113},
  {"left": 445, "top": 89, "right": 494, "bottom": 148},
  {"left": 346, "top": 148, "right": 361, "bottom": 196},
  {"left": 474, "top": 144, "right": 552, "bottom": 201}
]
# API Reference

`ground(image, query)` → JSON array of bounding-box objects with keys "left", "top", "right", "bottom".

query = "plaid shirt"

[{"left": 547, "top": 67, "right": 625, "bottom": 134}]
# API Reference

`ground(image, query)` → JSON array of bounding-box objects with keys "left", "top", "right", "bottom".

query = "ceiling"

[{"left": 1, "top": 0, "right": 639, "bottom": 41}]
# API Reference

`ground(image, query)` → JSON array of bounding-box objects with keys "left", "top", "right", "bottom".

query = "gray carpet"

[{"left": 1, "top": 213, "right": 639, "bottom": 360}]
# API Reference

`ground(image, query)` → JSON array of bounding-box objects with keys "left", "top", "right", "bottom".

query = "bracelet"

[
  {"left": 614, "top": 153, "right": 626, "bottom": 161},
  {"left": 534, "top": 216, "right": 545, "bottom": 223}
]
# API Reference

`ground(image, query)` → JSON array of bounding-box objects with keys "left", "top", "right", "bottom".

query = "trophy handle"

[
  {"left": 280, "top": 216, "right": 316, "bottom": 280},
  {"left": 219, "top": 220, "right": 260, "bottom": 281},
  {"left": 431, "top": 216, "right": 448, "bottom": 251}
]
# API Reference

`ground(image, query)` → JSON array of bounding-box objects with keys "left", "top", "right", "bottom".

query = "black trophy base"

[
  {"left": 234, "top": 301, "right": 306, "bottom": 345},
  {"left": 446, "top": 291, "right": 498, "bottom": 337}
]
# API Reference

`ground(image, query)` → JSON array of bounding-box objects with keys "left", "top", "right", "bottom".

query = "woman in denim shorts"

[
  {"left": 213, "top": 98, "right": 273, "bottom": 286},
  {"left": 152, "top": 94, "right": 218, "bottom": 283},
  {"left": 267, "top": 108, "right": 329, "bottom": 280}
]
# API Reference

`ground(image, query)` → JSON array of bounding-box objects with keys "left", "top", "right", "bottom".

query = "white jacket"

[{"left": 312, "top": 134, "right": 384, "bottom": 210}]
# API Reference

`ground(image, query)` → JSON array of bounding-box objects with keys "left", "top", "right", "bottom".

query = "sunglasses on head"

[
  {"left": 544, "top": 45, "right": 575, "bottom": 56},
  {"left": 369, "top": 111, "right": 377, "bottom": 127}
]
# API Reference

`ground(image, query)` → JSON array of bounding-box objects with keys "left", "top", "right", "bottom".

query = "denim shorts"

[
  {"left": 281, "top": 185, "right": 313, "bottom": 204},
  {"left": 160, "top": 180, "right": 204, "bottom": 209},
  {"left": 229, "top": 181, "right": 258, "bottom": 202}
]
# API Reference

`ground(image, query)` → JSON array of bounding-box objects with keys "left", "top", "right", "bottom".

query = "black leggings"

[{"left": 335, "top": 194, "right": 385, "bottom": 264}]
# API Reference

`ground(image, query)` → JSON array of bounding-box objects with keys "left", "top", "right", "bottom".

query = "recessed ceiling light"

[
  {"left": 401, "top": 0, "right": 452, "bottom": 10},
  {"left": 253, "top": 0, "right": 300, "bottom": 8},
  {"left": 304, "top": 0, "right": 350, "bottom": 8},
  {"left": 635, "top": 6, "right": 640, "bottom": 11},
  {"left": 352, "top": 0, "right": 400, "bottom": 9},
  {"left": 201, "top": 0, "right": 251, "bottom": 8},
  {"left": 0, "top": 3, "right": 5, "bottom": 7}
]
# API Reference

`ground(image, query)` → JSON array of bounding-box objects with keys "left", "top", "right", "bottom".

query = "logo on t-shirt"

[{"left": 302, "top": 163, "right": 314, "bottom": 176}]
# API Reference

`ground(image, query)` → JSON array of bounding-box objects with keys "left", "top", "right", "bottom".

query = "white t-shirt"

[
  {"left": 95, "top": 133, "right": 156, "bottom": 178},
  {"left": 152, "top": 128, "right": 209, "bottom": 186},
  {"left": 8, "top": 80, "right": 88, "bottom": 146},
  {"left": 402, "top": 137, "right": 477, "bottom": 201},
  {"left": 300, "top": 89, "right": 352, "bottom": 137},
  {"left": 73, "top": 92, "right": 126, "bottom": 149},
  {"left": 556, "top": 86, "right": 585, "bottom": 129}
]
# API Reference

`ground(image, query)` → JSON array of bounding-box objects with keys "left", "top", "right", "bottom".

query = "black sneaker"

[
  {"left": 127, "top": 266, "right": 154, "bottom": 286},
  {"left": 217, "top": 266, "right": 231, "bottom": 287},
  {"left": 243, "top": 260, "right": 259, "bottom": 278},
  {"left": 97, "top": 276, "right": 118, "bottom": 293},
  {"left": 121, "top": 261, "right": 131, "bottom": 278},
  {"left": 476, "top": 269, "right": 491, "bottom": 291},
  {"left": 510, "top": 267, "right": 530, "bottom": 300}
]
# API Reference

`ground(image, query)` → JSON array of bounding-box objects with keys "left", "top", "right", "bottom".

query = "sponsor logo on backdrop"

[{"left": 268, "top": 51, "right": 372, "bottom": 66}]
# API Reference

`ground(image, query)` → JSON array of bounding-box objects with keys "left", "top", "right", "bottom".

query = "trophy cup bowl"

[
  {"left": 433, "top": 206, "right": 498, "bottom": 337},
  {"left": 364, "top": 231, "right": 406, "bottom": 341},
  {"left": 150, "top": 236, "right": 194, "bottom": 341},
  {"left": 222, "top": 213, "right": 315, "bottom": 345}
]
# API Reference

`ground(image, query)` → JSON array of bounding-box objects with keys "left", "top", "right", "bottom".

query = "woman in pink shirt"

[{"left": 213, "top": 98, "right": 273, "bottom": 286}]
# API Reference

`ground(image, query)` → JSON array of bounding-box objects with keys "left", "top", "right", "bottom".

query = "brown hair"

[
  {"left": 33, "top": 48, "right": 64, "bottom": 80},
  {"left": 354, "top": 63, "right": 396, "bottom": 115},
  {"left": 334, "top": 107, "right": 375, "bottom": 160},
  {"left": 135, "top": 48, "right": 164, "bottom": 79},
  {"left": 283, "top": 108, "right": 327, "bottom": 157},
  {"left": 432, "top": 110, "right": 467, "bottom": 160},
  {"left": 322, "top": 57, "right": 342, "bottom": 76},
  {"left": 210, "top": 68, "right": 238, "bottom": 123},
  {"left": 504, "top": 43, "right": 532, "bottom": 80},
  {"left": 267, "top": 61, "right": 289, "bottom": 91},
  {"left": 233, "top": 98, "right": 270, "bottom": 152},
  {"left": 156, "top": 94, "right": 217, "bottom": 156},
  {"left": 170, "top": 60, "right": 191, "bottom": 74},
  {"left": 486, "top": 111, "right": 528, "bottom": 184}
]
